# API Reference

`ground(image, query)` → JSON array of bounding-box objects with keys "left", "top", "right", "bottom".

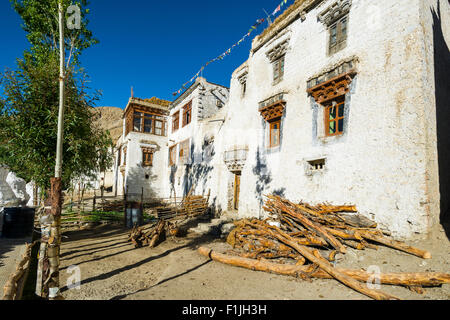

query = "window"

[
  {"left": 179, "top": 139, "right": 190, "bottom": 163},
  {"left": 142, "top": 148, "right": 154, "bottom": 167},
  {"left": 308, "top": 159, "right": 326, "bottom": 171},
  {"left": 182, "top": 101, "right": 192, "bottom": 127},
  {"left": 325, "top": 98, "right": 345, "bottom": 136},
  {"left": 133, "top": 112, "right": 142, "bottom": 132},
  {"left": 269, "top": 119, "right": 281, "bottom": 148},
  {"left": 132, "top": 111, "right": 166, "bottom": 136},
  {"left": 239, "top": 73, "right": 248, "bottom": 98},
  {"left": 273, "top": 56, "right": 285, "bottom": 84},
  {"left": 329, "top": 16, "right": 348, "bottom": 55},
  {"left": 241, "top": 80, "right": 247, "bottom": 97},
  {"left": 306, "top": 158, "right": 326, "bottom": 176},
  {"left": 172, "top": 111, "right": 180, "bottom": 133},
  {"left": 144, "top": 117, "right": 153, "bottom": 133},
  {"left": 169, "top": 145, "right": 177, "bottom": 166},
  {"left": 155, "top": 120, "right": 163, "bottom": 136},
  {"left": 123, "top": 147, "right": 127, "bottom": 166}
]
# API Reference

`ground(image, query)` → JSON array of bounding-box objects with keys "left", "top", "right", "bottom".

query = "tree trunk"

[
  {"left": 247, "top": 221, "right": 399, "bottom": 300},
  {"left": 359, "top": 231, "right": 432, "bottom": 259},
  {"left": 198, "top": 247, "right": 450, "bottom": 287}
]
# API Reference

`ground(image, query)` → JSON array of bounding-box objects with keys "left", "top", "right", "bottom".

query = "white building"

[
  {"left": 113, "top": 97, "right": 171, "bottom": 199},
  {"left": 165, "top": 77, "right": 229, "bottom": 200},
  {"left": 114, "top": 0, "right": 449, "bottom": 239},
  {"left": 203, "top": 0, "right": 449, "bottom": 239}
]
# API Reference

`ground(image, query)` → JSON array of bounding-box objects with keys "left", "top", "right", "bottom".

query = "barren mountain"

[{"left": 93, "top": 106, "right": 123, "bottom": 144}]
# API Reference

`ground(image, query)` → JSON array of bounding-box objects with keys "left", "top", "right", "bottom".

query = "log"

[
  {"left": 324, "top": 226, "right": 363, "bottom": 241},
  {"left": 268, "top": 197, "right": 346, "bottom": 253},
  {"left": 246, "top": 221, "right": 399, "bottom": 300},
  {"left": 198, "top": 247, "right": 450, "bottom": 287},
  {"left": 149, "top": 220, "right": 166, "bottom": 248},
  {"left": 316, "top": 205, "right": 358, "bottom": 214},
  {"left": 359, "top": 232, "right": 431, "bottom": 259},
  {"left": 337, "top": 213, "right": 377, "bottom": 228}
]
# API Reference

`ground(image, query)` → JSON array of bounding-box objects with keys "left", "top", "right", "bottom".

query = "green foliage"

[
  {"left": 10, "top": 0, "right": 98, "bottom": 67},
  {"left": 0, "top": 54, "right": 113, "bottom": 191},
  {"left": 0, "top": 0, "right": 112, "bottom": 194}
]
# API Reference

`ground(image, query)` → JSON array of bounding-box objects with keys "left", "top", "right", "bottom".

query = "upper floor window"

[
  {"left": 269, "top": 119, "right": 281, "bottom": 148},
  {"left": 123, "top": 147, "right": 127, "bottom": 166},
  {"left": 132, "top": 111, "right": 166, "bottom": 136},
  {"left": 142, "top": 148, "right": 154, "bottom": 167},
  {"left": 325, "top": 98, "right": 345, "bottom": 137},
  {"left": 258, "top": 95, "right": 286, "bottom": 150},
  {"left": 179, "top": 139, "right": 190, "bottom": 163},
  {"left": 182, "top": 101, "right": 192, "bottom": 127},
  {"left": 273, "top": 56, "right": 285, "bottom": 85},
  {"left": 239, "top": 73, "right": 248, "bottom": 98},
  {"left": 172, "top": 111, "right": 180, "bottom": 133},
  {"left": 169, "top": 145, "right": 177, "bottom": 166},
  {"left": 328, "top": 16, "right": 348, "bottom": 55}
]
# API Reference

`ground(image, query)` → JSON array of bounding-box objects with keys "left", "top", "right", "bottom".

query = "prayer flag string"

[{"left": 172, "top": 0, "right": 293, "bottom": 97}]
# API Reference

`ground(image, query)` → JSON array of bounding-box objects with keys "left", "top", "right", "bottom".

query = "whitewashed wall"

[{"left": 207, "top": 0, "right": 447, "bottom": 239}]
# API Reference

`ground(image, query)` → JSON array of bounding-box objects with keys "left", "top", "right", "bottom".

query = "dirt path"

[
  {"left": 0, "top": 237, "right": 32, "bottom": 294},
  {"left": 59, "top": 224, "right": 450, "bottom": 300}
]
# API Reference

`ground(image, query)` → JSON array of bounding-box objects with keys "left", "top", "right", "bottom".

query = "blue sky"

[{"left": 0, "top": 0, "right": 290, "bottom": 109}]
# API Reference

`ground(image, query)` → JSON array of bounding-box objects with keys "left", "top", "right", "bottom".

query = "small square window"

[{"left": 306, "top": 158, "right": 326, "bottom": 175}]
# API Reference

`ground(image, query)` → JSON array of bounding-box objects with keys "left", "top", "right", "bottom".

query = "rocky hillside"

[{"left": 93, "top": 106, "right": 123, "bottom": 144}]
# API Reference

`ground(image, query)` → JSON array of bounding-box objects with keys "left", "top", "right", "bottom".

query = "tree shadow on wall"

[
  {"left": 182, "top": 139, "right": 215, "bottom": 197},
  {"left": 432, "top": 1, "right": 450, "bottom": 240},
  {"left": 252, "top": 147, "right": 272, "bottom": 207}
]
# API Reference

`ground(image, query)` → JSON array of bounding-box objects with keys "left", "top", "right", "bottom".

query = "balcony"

[{"left": 224, "top": 147, "right": 249, "bottom": 172}]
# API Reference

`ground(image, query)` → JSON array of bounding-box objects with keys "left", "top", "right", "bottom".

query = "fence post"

[
  {"left": 93, "top": 190, "right": 96, "bottom": 212},
  {"left": 140, "top": 187, "right": 144, "bottom": 225},
  {"left": 123, "top": 186, "right": 127, "bottom": 227}
]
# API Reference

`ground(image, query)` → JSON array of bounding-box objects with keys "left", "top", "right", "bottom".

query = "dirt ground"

[{"left": 58, "top": 223, "right": 450, "bottom": 300}]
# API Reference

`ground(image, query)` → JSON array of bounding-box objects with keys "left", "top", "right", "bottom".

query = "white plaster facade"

[
  {"left": 112, "top": 98, "right": 171, "bottom": 199},
  {"left": 203, "top": 0, "right": 450, "bottom": 239},
  {"left": 165, "top": 77, "right": 229, "bottom": 200},
  {"left": 112, "top": 0, "right": 449, "bottom": 239}
]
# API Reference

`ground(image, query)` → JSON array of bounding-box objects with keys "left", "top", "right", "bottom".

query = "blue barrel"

[{"left": 2, "top": 207, "right": 36, "bottom": 238}]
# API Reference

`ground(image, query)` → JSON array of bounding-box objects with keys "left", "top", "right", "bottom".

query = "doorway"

[{"left": 233, "top": 171, "right": 241, "bottom": 211}]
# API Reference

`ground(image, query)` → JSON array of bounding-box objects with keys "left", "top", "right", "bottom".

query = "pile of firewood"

[
  {"left": 128, "top": 193, "right": 210, "bottom": 248},
  {"left": 155, "top": 194, "right": 210, "bottom": 220},
  {"left": 198, "top": 195, "right": 450, "bottom": 300},
  {"left": 128, "top": 220, "right": 170, "bottom": 248}
]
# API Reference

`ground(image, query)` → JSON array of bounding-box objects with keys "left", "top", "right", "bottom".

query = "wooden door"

[{"left": 234, "top": 172, "right": 241, "bottom": 211}]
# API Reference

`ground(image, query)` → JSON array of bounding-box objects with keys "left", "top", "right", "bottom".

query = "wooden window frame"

[
  {"left": 268, "top": 118, "right": 281, "bottom": 148},
  {"left": 132, "top": 111, "right": 167, "bottom": 136},
  {"left": 182, "top": 101, "right": 192, "bottom": 127},
  {"left": 328, "top": 16, "right": 348, "bottom": 55},
  {"left": 324, "top": 97, "right": 345, "bottom": 137},
  {"left": 241, "top": 80, "right": 247, "bottom": 97},
  {"left": 172, "top": 111, "right": 180, "bottom": 133},
  {"left": 273, "top": 55, "right": 285, "bottom": 84},
  {"left": 169, "top": 145, "right": 177, "bottom": 166},
  {"left": 179, "top": 139, "right": 190, "bottom": 163},
  {"left": 142, "top": 148, "right": 154, "bottom": 167}
]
